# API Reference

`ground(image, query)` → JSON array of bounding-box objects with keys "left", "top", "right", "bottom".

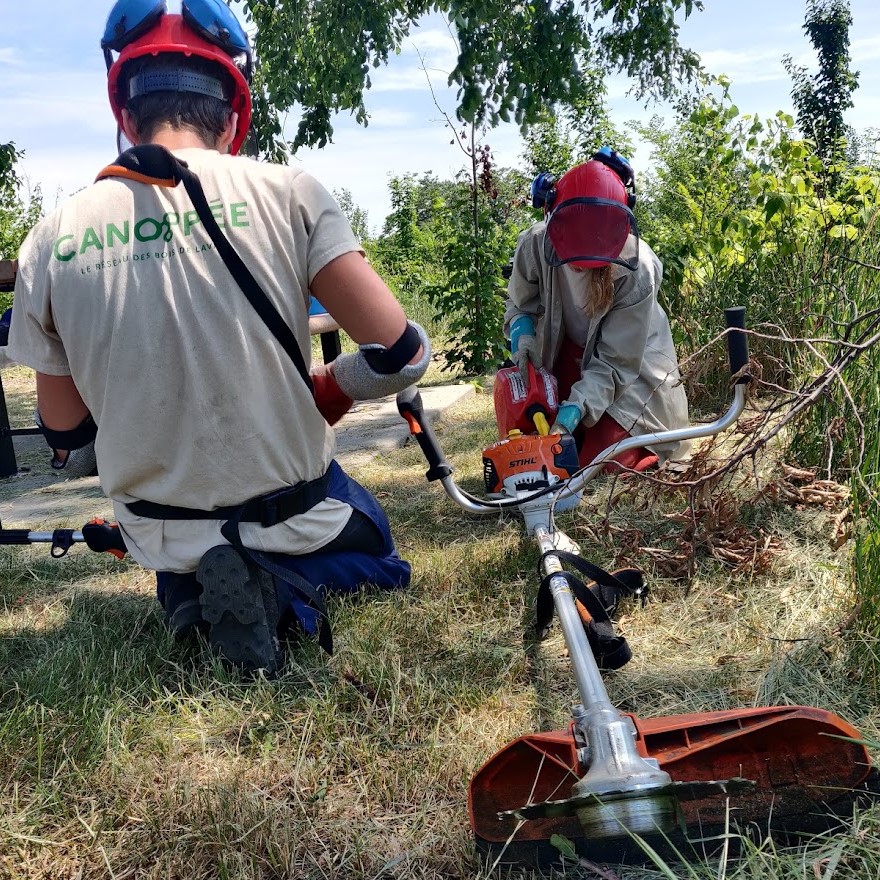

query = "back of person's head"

[
  {"left": 120, "top": 52, "right": 237, "bottom": 146},
  {"left": 102, "top": 0, "right": 253, "bottom": 154}
]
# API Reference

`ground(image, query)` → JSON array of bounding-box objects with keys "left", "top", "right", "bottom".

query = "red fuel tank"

[{"left": 493, "top": 364, "right": 559, "bottom": 437}]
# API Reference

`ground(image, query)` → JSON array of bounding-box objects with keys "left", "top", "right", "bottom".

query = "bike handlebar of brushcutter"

[
  {"left": 397, "top": 306, "right": 752, "bottom": 515},
  {"left": 0, "top": 518, "right": 127, "bottom": 559},
  {"left": 396, "top": 386, "right": 454, "bottom": 483}
]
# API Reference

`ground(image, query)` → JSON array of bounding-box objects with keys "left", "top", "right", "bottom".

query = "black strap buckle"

[{"left": 51, "top": 529, "right": 76, "bottom": 558}]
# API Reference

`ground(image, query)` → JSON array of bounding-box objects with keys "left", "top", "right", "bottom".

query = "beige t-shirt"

[{"left": 10, "top": 148, "right": 361, "bottom": 572}]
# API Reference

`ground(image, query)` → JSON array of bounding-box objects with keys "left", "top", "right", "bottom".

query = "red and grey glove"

[{"left": 311, "top": 363, "right": 354, "bottom": 426}]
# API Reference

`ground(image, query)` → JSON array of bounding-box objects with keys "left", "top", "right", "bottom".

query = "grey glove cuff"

[
  {"left": 333, "top": 320, "right": 431, "bottom": 400},
  {"left": 511, "top": 334, "right": 541, "bottom": 388},
  {"left": 51, "top": 441, "right": 98, "bottom": 479}
]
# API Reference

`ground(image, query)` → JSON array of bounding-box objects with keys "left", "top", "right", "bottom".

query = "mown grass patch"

[{"left": 1, "top": 382, "right": 879, "bottom": 879}]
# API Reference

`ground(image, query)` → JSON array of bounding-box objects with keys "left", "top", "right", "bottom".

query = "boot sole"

[{"left": 196, "top": 546, "right": 279, "bottom": 675}]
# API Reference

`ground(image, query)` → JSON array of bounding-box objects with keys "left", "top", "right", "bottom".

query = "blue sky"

[{"left": 2, "top": 1, "right": 878, "bottom": 233}]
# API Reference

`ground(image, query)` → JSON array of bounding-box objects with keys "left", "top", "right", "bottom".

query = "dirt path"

[{"left": 0, "top": 365, "right": 473, "bottom": 529}]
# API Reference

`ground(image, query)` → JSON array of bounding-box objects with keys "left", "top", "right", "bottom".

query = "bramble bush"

[{"left": 637, "top": 83, "right": 880, "bottom": 405}]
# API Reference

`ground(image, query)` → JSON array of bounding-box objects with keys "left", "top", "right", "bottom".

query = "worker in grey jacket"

[{"left": 505, "top": 151, "right": 689, "bottom": 470}]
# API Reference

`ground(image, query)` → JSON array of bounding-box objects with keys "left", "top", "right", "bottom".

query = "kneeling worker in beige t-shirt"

[{"left": 9, "top": 0, "right": 430, "bottom": 677}]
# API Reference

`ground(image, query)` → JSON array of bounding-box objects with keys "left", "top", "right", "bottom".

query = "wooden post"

[
  {"left": 0, "top": 379, "right": 18, "bottom": 477},
  {"left": 0, "top": 260, "right": 20, "bottom": 475}
]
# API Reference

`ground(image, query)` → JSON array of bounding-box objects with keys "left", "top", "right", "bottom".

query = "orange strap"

[{"left": 95, "top": 164, "right": 176, "bottom": 188}]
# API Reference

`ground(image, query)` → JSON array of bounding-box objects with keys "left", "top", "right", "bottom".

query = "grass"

[{"left": 1, "top": 373, "right": 879, "bottom": 879}]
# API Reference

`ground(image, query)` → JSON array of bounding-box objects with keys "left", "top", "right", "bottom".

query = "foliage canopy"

[
  {"left": 783, "top": 0, "right": 859, "bottom": 164},
  {"left": 240, "top": 0, "right": 704, "bottom": 158}
]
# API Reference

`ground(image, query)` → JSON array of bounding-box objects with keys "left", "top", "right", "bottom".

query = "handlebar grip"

[
  {"left": 724, "top": 306, "right": 750, "bottom": 383},
  {"left": 82, "top": 519, "right": 127, "bottom": 559},
  {"left": 396, "top": 386, "right": 453, "bottom": 482},
  {"left": 0, "top": 528, "right": 33, "bottom": 545}
]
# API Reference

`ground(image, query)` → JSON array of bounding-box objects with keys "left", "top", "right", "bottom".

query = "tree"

[
  {"left": 240, "top": 0, "right": 704, "bottom": 157},
  {"left": 0, "top": 142, "right": 42, "bottom": 262},
  {"left": 783, "top": 0, "right": 859, "bottom": 165},
  {"left": 521, "top": 63, "right": 634, "bottom": 180},
  {"left": 332, "top": 188, "right": 370, "bottom": 241},
  {"left": 0, "top": 143, "right": 18, "bottom": 192}
]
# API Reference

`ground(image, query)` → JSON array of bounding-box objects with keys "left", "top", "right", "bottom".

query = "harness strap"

[
  {"left": 536, "top": 570, "right": 632, "bottom": 671},
  {"left": 126, "top": 470, "right": 331, "bottom": 525},
  {"left": 539, "top": 550, "right": 647, "bottom": 615},
  {"left": 535, "top": 553, "right": 645, "bottom": 671},
  {"left": 126, "top": 471, "right": 334, "bottom": 654}
]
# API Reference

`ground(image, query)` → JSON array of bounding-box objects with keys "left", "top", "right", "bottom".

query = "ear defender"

[
  {"left": 591, "top": 147, "right": 637, "bottom": 209},
  {"left": 530, "top": 172, "right": 558, "bottom": 210}
]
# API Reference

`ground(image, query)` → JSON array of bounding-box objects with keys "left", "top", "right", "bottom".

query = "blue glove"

[
  {"left": 550, "top": 402, "right": 582, "bottom": 435},
  {"left": 509, "top": 314, "right": 536, "bottom": 354}
]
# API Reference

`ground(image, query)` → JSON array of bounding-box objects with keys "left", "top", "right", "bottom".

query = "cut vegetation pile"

[{"left": 1, "top": 376, "right": 879, "bottom": 880}]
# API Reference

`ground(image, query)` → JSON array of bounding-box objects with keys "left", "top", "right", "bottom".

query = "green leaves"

[
  {"left": 0, "top": 142, "right": 43, "bottom": 263},
  {"left": 243, "top": 0, "right": 705, "bottom": 155},
  {"left": 373, "top": 143, "right": 527, "bottom": 375},
  {"left": 636, "top": 73, "right": 880, "bottom": 412},
  {"left": 782, "top": 0, "right": 859, "bottom": 166},
  {"left": 550, "top": 833, "right": 578, "bottom": 860}
]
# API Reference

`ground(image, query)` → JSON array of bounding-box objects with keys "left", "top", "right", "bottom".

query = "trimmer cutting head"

[{"left": 470, "top": 705, "right": 878, "bottom": 865}]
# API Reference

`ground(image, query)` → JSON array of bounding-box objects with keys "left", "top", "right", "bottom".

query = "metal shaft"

[
  {"left": 534, "top": 526, "right": 611, "bottom": 708},
  {"left": 17, "top": 531, "right": 85, "bottom": 542},
  {"left": 534, "top": 526, "right": 677, "bottom": 837}
]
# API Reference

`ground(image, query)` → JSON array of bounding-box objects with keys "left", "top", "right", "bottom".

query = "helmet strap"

[{"left": 128, "top": 68, "right": 229, "bottom": 102}]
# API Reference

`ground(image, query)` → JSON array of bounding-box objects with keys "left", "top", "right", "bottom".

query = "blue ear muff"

[
  {"left": 530, "top": 172, "right": 557, "bottom": 210},
  {"left": 592, "top": 147, "right": 637, "bottom": 209}
]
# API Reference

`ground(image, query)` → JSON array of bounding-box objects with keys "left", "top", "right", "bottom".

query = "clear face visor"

[
  {"left": 544, "top": 198, "right": 640, "bottom": 271},
  {"left": 101, "top": 0, "right": 252, "bottom": 81}
]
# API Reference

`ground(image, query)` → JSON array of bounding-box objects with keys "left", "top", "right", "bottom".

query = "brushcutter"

[
  {"left": 0, "top": 518, "right": 127, "bottom": 558},
  {"left": 396, "top": 306, "right": 878, "bottom": 866}
]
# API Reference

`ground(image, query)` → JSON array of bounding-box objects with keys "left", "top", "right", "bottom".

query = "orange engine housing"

[{"left": 483, "top": 433, "right": 580, "bottom": 494}]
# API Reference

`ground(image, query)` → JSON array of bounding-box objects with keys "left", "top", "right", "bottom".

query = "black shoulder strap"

[
  {"left": 535, "top": 569, "right": 632, "bottom": 671},
  {"left": 97, "top": 145, "right": 313, "bottom": 393},
  {"left": 539, "top": 551, "right": 647, "bottom": 614}
]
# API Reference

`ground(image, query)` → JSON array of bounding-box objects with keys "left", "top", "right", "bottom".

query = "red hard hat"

[
  {"left": 106, "top": 14, "right": 252, "bottom": 155},
  {"left": 546, "top": 160, "right": 632, "bottom": 269}
]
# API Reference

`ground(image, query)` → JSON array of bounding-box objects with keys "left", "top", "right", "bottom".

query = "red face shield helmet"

[
  {"left": 104, "top": 0, "right": 253, "bottom": 155},
  {"left": 544, "top": 160, "right": 639, "bottom": 271}
]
